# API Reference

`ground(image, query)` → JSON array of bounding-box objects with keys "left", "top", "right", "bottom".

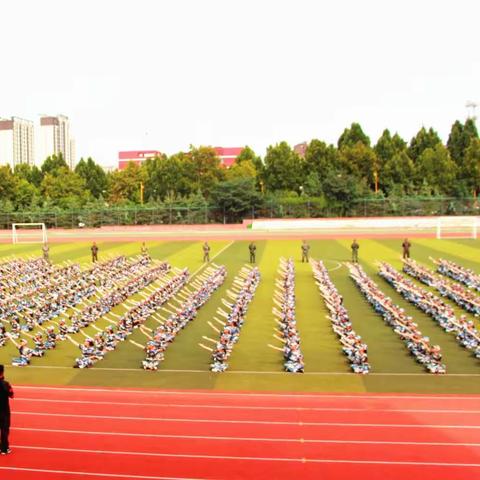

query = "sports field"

[{"left": 1, "top": 237, "right": 479, "bottom": 395}]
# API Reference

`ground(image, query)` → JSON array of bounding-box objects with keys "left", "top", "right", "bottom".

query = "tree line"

[{"left": 0, "top": 119, "right": 478, "bottom": 220}]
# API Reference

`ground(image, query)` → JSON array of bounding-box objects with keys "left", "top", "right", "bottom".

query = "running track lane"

[{"left": 0, "top": 386, "right": 479, "bottom": 480}]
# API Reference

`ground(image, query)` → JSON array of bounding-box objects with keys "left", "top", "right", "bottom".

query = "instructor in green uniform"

[
  {"left": 301, "top": 240, "right": 310, "bottom": 263},
  {"left": 249, "top": 242, "right": 256, "bottom": 263},
  {"left": 351, "top": 239, "right": 359, "bottom": 263}
]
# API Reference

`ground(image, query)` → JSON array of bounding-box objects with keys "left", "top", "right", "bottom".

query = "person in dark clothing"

[
  {"left": 91, "top": 242, "right": 99, "bottom": 263},
  {"left": 301, "top": 240, "right": 310, "bottom": 263},
  {"left": 0, "top": 364, "right": 14, "bottom": 455},
  {"left": 249, "top": 242, "right": 256, "bottom": 263},
  {"left": 351, "top": 239, "right": 359, "bottom": 263},
  {"left": 203, "top": 242, "right": 211, "bottom": 262},
  {"left": 402, "top": 238, "right": 411, "bottom": 259}
]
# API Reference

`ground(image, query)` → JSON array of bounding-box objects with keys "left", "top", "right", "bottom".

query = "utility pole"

[{"left": 466, "top": 101, "right": 478, "bottom": 120}]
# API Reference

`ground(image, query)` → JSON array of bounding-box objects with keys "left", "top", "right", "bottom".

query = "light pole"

[{"left": 140, "top": 182, "right": 144, "bottom": 205}]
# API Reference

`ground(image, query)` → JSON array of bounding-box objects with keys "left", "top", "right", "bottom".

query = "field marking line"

[
  {"left": 323, "top": 259, "right": 342, "bottom": 272},
  {"left": 14, "top": 385, "right": 480, "bottom": 400},
  {"left": 14, "top": 411, "right": 480, "bottom": 428},
  {"left": 12, "top": 427, "right": 480, "bottom": 448},
  {"left": 15, "top": 398, "right": 480, "bottom": 414},
  {"left": 0, "top": 467, "right": 200, "bottom": 480},
  {"left": 19, "top": 365, "right": 480, "bottom": 378},
  {"left": 18, "top": 365, "right": 480, "bottom": 377},
  {"left": 10, "top": 445, "right": 480, "bottom": 467}
]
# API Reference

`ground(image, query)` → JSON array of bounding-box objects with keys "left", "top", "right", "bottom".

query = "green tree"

[
  {"left": 417, "top": 144, "right": 457, "bottom": 195},
  {"left": 14, "top": 163, "right": 42, "bottom": 187},
  {"left": 183, "top": 146, "right": 224, "bottom": 195},
  {"left": 338, "top": 122, "right": 370, "bottom": 149},
  {"left": 408, "top": 127, "right": 441, "bottom": 162},
  {"left": 374, "top": 129, "right": 407, "bottom": 168},
  {"left": 263, "top": 141, "right": 304, "bottom": 192},
  {"left": 0, "top": 166, "right": 16, "bottom": 201},
  {"left": 304, "top": 140, "right": 337, "bottom": 179},
  {"left": 108, "top": 162, "right": 146, "bottom": 204},
  {"left": 41, "top": 167, "right": 89, "bottom": 208},
  {"left": 463, "top": 138, "right": 480, "bottom": 195},
  {"left": 41, "top": 153, "right": 68, "bottom": 176},
  {"left": 226, "top": 159, "right": 257, "bottom": 180},
  {"left": 382, "top": 151, "right": 415, "bottom": 195},
  {"left": 209, "top": 178, "right": 262, "bottom": 222},
  {"left": 338, "top": 142, "right": 378, "bottom": 189},
  {"left": 75, "top": 157, "right": 108, "bottom": 198},
  {"left": 14, "top": 178, "right": 38, "bottom": 209}
]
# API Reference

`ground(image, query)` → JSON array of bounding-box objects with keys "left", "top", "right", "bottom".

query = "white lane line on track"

[
  {"left": 12, "top": 427, "right": 480, "bottom": 448},
  {"left": 9, "top": 445, "right": 480, "bottom": 467},
  {"left": 14, "top": 411, "right": 480, "bottom": 428},
  {"left": 14, "top": 398, "right": 480, "bottom": 414},
  {"left": 16, "top": 365, "right": 480, "bottom": 376},
  {"left": 0, "top": 467, "right": 200, "bottom": 480},
  {"left": 14, "top": 386, "right": 480, "bottom": 400}
]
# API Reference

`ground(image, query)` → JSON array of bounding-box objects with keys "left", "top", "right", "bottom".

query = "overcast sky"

[{"left": 2, "top": 0, "right": 480, "bottom": 166}]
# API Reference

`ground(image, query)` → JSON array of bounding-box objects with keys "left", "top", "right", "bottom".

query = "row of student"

[
  {"left": 379, "top": 262, "right": 480, "bottom": 359},
  {"left": 312, "top": 260, "right": 370, "bottom": 373},
  {"left": 433, "top": 257, "right": 480, "bottom": 292},
  {"left": 348, "top": 262, "right": 446, "bottom": 374},
  {"left": 1, "top": 257, "right": 118, "bottom": 338},
  {"left": 269, "top": 258, "right": 304, "bottom": 373},
  {"left": 71, "top": 268, "right": 190, "bottom": 368},
  {"left": 201, "top": 266, "right": 260, "bottom": 372},
  {"left": 141, "top": 265, "right": 227, "bottom": 370},
  {"left": 403, "top": 258, "right": 480, "bottom": 316},
  {"left": 1, "top": 256, "right": 133, "bottom": 337},
  {"left": 6, "top": 261, "right": 170, "bottom": 366}
]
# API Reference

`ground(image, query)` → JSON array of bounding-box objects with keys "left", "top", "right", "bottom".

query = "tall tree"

[
  {"left": 183, "top": 146, "right": 224, "bottom": 195},
  {"left": 462, "top": 138, "right": 480, "bottom": 195},
  {"left": 263, "top": 142, "right": 304, "bottom": 192},
  {"left": 108, "top": 161, "right": 146, "bottom": 204},
  {"left": 417, "top": 144, "right": 457, "bottom": 195},
  {"left": 338, "top": 142, "right": 378, "bottom": 190},
  {"left": 382, "top": 151, "right": 415, "bottom": 195},
  {"left": 374, "top": 129, "right": 407, "bottom": 168},
  {"left": 408, "top": 127, "right": 441, "bottom": 162},
  {"left": 447, "top": 119, "right": 479, "bottom": 166},
  {"left": 338, "top": 122, "right": 370, "bottom": 149},
  {"left": 304, "top": 140, "right": 338, "bottom": 178},
  {"left": 41, "top": 153, "right": 68, "bottom": 176},
  {"left": 13, "top": 163, "right": 42, "bottom": 187},
  {"left": 75, "top": 157, "right": 108, "bottom": 198},
  {"left": 41, "top": 167, "right": 89, "bottom": 208}
]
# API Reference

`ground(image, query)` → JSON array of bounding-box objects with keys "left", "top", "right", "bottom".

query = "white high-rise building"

[
  {"left": 0, "top": 116, "right": 35, "bottom": 167},
  {"left": 39, "top": 115, "right": 76, "bottom": 168}
]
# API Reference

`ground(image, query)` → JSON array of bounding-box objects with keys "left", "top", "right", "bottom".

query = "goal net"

[
  {"left": 12, "top": 223, "right": 48, "bottom": 244},
  {"left": 436, "top": 216, "right": 478, "bottom": 240}
]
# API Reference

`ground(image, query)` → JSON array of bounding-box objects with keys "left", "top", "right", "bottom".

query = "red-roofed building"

[
  {"left": 214, "top": 147, "right": 243, "bottom": 168},
  {"left": 118, "top": 150, "right": 161, "bottom": 170}
]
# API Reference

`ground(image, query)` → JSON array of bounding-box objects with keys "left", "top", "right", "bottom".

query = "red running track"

[{"left": 1, "top": 386, "right": 480, "bottom": 480}]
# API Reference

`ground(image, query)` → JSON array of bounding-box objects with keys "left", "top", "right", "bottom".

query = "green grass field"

[{"left": 1, "top": 238, "right": 479, "bottom": 394}]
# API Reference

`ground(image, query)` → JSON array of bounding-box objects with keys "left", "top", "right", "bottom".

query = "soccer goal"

[
  {"left": 12, "top": 223, "right": 48, "bottom": 244},
  {"left": 436, "top": 216, "right": 478, "bottom": 240}
]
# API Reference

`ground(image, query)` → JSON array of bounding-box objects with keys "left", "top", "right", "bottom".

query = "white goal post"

[
  {"left": 12, "top": 223, "right": 48, "bottom": 244},
  {"left": 436, "top": 216, "right": 478, "bottom": 240}
]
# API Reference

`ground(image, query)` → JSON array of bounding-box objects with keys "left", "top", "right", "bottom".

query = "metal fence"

[{"left": 0, "top": 197, "right": 477, "bottom": 229}]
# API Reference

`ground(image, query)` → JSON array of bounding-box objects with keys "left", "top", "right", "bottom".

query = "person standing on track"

[
  {"left": 249, "top": 242, "right": 256, "bottom": 263},
  {"left": 402, "top": 238, "right": 411, "bottom": 259},
  {"left": 301, "top": 240, "right": 310, "bottom": 263},
  {"left": 351, "top": 239, "right": 359, "bottom": 263},
  {"left": 91, "top": 242, "right": 99, "bottom": 263},
  {"left": 0, "top": 365, "right": 14, "bottom": 455},
  {"left": 203, "top": 242, "right": 211, "bottom": 262}
]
